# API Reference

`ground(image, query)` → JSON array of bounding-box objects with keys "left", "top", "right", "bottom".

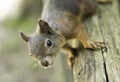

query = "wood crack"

[{"left": 101, "top": 50, "right": 109, "bottom": 82}]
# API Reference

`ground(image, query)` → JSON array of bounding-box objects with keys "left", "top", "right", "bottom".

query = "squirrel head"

[{"left": 20, "top": 19, "right": 65, "bottom": 68}]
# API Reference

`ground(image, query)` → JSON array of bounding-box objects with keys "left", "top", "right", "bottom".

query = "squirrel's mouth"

[
  {"left": 41, "top": 60, "right": 53, "bottom": 68},
  {"left": 40, "top": 61, "right": 54, "bottom": 68},
  {"left": 30, "top": 54, "right": 54, "bottom": 68},
  {"left": 39, "top": 56, "right": 54, "bottom": 68}
]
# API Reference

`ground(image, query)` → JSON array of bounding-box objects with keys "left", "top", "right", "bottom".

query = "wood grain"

[{"left": 73, "top": 1, "right": 120, "bottom": 82}]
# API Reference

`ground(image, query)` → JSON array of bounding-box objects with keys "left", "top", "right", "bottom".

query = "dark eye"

[{"left": 46, "top": 39, "right": 52, "bottom": 47}]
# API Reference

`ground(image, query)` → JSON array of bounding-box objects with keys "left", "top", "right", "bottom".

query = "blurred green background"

[{"left": 0, "top": 0, "right": 73, "bottom": 82}]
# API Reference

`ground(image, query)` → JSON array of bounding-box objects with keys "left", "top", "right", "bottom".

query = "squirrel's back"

[
  {"left": 41, "top": 0, "right": 97, "bottom": 38},
  {"left": 42, "top": 0, "right": 97, "bottom": 17},
  {"left": 42, "top": 0, "right": 80, "bottom": 17}
]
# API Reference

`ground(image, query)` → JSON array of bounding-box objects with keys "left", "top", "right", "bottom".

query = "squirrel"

[{"left": 20, "top": 0, "right": 112, "bottom": 68}]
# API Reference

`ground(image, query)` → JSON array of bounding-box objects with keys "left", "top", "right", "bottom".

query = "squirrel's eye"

[{"left": 46, "top": 39, "right": 52, "bottom": 47}]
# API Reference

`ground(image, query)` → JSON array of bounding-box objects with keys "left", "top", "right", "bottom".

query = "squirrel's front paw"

[
  {"left": 68, "top": 48, "right": 78, "bottom": 69},
  {"left": 68, "top": 56, "right": 74, "bottom": 69},
  {"left": 83, "top": 41, "right": 106, "bottom": 50}
]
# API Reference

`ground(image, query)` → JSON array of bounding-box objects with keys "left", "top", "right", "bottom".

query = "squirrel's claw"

[{"left": 84, "top": 41, "right": 106, "bottom": 50}]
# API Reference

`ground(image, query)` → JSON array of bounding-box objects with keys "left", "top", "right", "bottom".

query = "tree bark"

[{"left": 73, "top": 0, "right": 120, "bottom": 82}]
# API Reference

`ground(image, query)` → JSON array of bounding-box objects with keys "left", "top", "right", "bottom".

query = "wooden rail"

[{"left": 72, "top": 1, "right": 120, "bottom": 82}]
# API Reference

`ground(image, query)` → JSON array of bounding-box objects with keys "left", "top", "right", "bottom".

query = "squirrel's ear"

[
  {"left": 20, "top": 32, "right": 30, "bottom": 42},
  {"left": 38, "top": 19, "right": 54, "bottom": 34}
]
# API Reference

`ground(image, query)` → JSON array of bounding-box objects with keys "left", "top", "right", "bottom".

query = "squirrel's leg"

[
  {"left": 62, "top": 43, "right": 78, "bottom": 68},
  {"left": 76, "top": 22, "right": 106, "bottom": 50},
  {"left": 96, "top": 0, "right": 112, "bottom": 3}
]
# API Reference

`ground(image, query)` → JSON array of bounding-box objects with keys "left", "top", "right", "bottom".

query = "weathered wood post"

[{"left": 72, "top": 0, "right": 120, "bottom": 82}]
